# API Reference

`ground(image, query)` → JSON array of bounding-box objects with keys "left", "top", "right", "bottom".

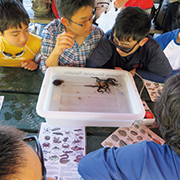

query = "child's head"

[
  {"left": 0, "top": 0, "right": 30, "bottom": 35},
  {"left": 154, "top": 73, "right": 180, "bottom": 156},
  {"left": 113, "top": 6, "right": 151, "bottom": 42},
  {"left": 0, "top": 126, "right": 47, "bottom": 180},
  {"left": 55, "top": 0, "right": 94, "bottom": 19},
  {"left": 55, "top": 0, "right": 95, "bottom": 37},
  {"left": 110, "top": 6, "right": 151, "bottom": 57}
]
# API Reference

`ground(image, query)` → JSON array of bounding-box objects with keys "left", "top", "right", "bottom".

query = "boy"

[
  {"left": 40, "top": 0, "right": 104, "bottom": 73},
  {"left": 86, "top": 6, "right": 173, "bottom": 83},
  {"left": 155, "top": 28, "right": 180, "bottom": 71},
  {"left": 0, "top": 125, "right": 55, "bottom": 180},
  {"left": 0, "top": 0, "right": 42, "bottom": 71},
  {"left": 78, "top": 73, "right": 180, "bottom": 179}
]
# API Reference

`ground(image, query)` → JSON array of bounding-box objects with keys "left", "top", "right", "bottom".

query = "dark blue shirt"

[{"left": 86, "top": 30, "right": 173, "bottom": 83}]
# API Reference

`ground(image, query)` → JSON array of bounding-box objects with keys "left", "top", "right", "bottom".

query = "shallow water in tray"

[{"left": 48, "top": 77, "right": 132, "bottom": 113}]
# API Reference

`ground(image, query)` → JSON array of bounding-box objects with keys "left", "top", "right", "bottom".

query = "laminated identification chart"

[
  {"left": 101, "top": 122, "right": 165, "bottom": 148},
  {"left": 143, "top": 79, "right": 164, "bottom": 102},
  {"left": 39, "top": 123, "right": 85, "bottom": 180}
]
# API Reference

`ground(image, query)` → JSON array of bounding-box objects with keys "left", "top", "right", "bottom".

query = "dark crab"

[
  {"left": 84, "top": 84, "right": 110, "bottom": 93},
  {"left": 92, "top": 77, "right": 118, "bottom": 86},
  {"left": 84, "top": 77, "right": 118, "bottom": 94}
]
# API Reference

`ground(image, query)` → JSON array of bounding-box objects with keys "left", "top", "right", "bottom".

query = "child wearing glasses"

[
  {"left": 0, "top": 125, "right": 55, "bottom": 180},
  {"left": 40, "top": 0, "right": 104, "bottom": 73},
  {"left": 0, "top": 0, "right": 42, "bottom": 71},
  {"left": 86, "top": 6, "right": 173, "bottom": 83}
]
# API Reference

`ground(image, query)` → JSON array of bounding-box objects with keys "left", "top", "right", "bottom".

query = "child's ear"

[
  {"left": 61, "top": 17, "right": 69, "bottom": 27},
  {"left": 139, "top": 37, "right": 148, "bottom": 47},
  {"left": 0, "top": 32, "right": 2, "bottom": 36}
]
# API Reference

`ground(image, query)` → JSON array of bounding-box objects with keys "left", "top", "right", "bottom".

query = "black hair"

[
  {"left": 113, "top": 6, "right": 151, "bottom": 42},
  {"left": 154, "top": 74, "right": 180, "bottom": 156},
  {"left": 0, "top": 0, "right": 30, "bottom": 34},
  {"left": 55, "top": 0, "right": 94, "bottom": 19},
  {"left": 0, "top": 125, "right": 27, "bottom": 180}
]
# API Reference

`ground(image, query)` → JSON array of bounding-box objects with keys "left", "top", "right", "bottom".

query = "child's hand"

[
  {"left": 130, "top": 68, "right": 136, "bottom": 77},
  {"left": 53, "top": 32, "right": 75, "bottom": 55},
  {"left": 115, "top": 67, "right": 136, "bottom": 76},
  {"left": 21, "top": 60, "right": 38, "bottom": 71},
  {"left": 114, "top": 67, "right": 123, "bottom": 70}
]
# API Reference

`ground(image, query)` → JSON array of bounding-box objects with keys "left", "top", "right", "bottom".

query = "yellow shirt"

[{"left": 0, "top": 33, "right": 42, "bottom": 67}]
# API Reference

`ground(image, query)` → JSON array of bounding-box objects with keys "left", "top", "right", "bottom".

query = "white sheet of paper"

[{"left": 38, "top": 123, "right": 85, "bottom": 180}]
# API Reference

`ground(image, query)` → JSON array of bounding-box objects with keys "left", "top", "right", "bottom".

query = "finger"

[
  {"left": 62, "top": 44, "right": 74, "bottom": 49},
  {"left": 57, "top": 32, "right": 75, "bottom": 42},
  {"left": 23, "top": 61, "right": 35, "bottom": 70},
  {"left": 21, "top": 61, "right": 28, "bottom": 68},
  {"left": 27, "top": 63, "right": 38, "bottom": 71},
  {"left": 56, "top": 40, "right": 75, "bottom": 49},
  {"left": 30, "top": 64, "right": 38, "bottom": 71},
  {"left": 130, "top": 68, "right": 136, "bottom": 77},
  {"left": 115, "top": 67, "right": 123, "bottom": 70},
  {"left": 57, "top": 44, "right": 75, "bottom": 54},
  {"left": 57, "top": 33, "right": 75, "bottom": 43},
  {"left": 55, "top": 37, "right": 75, "bottom": 51},
  {"left": 57, "top": 36, "right": 75, "bottom": 46},
  {"left": 23, "top": 63, "right": 31, "bottom": 69},
  {"left": 59, "top": 32, "right": 75, "bottom": 38}
]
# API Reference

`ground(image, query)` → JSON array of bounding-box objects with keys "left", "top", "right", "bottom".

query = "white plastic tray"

[{"left": 36, "top": 67, "right": 145, "bottom": 127}]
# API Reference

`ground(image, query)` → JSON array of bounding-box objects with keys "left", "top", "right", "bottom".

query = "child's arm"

[{"left": 45, "top": 32, "right": 75, "bottom": 67}]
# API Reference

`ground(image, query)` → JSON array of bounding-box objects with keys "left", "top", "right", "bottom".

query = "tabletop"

[
  {"left": 0, "top": 66, "right": 157, "bottom": 153},
  {"left": 0, "top": 67, "right": 45, "bottom": 135},
  {"left": 0, "top": 67, "right": 44, "bottom": 94}
]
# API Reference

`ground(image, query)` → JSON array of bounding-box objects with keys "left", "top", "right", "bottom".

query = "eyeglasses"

[
  {"left": 1, "top": 50, "right": 25, "bottom": 59},
  {"left": 108, "top": 34, "right": 141, "bottom": 53},
  {"left": 66, "top": 15, "right": 93, "bottom": 27},
  {"left": 22, "top": 136, "right": 47, "bottom": 180}
]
